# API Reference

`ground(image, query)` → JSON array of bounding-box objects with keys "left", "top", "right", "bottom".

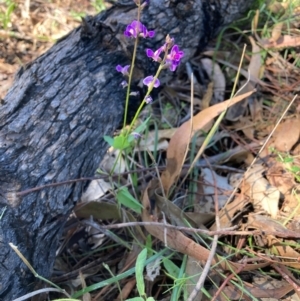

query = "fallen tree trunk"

[{"left": 0, "top": 0, "right": 256, "bottom": 299}]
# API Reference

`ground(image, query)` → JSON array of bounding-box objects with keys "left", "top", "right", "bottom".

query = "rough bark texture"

[{"left": 0, "top": 0, "right": 256, "bottom": 299}]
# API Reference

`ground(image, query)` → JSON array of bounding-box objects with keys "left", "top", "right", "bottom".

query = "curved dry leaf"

[
  {"left": 247, "top": 214, "right": 300, "bottom": 238},
  {"left": 138, "top": 128, "right": 176, "bottom": 151},
  {"left": 186, "top": 257, "right": 203, "bottom": 300},
  {"left": 269, "top": 236, "right": 300, "bottom": 269},
  {"left": 81, "top": 179, "right": 112, "bottom": 202},
  {"left": 201, "top": 168, "right": 233, "bottom": 211},
  {"left": 271, "top": 22, "right": 283, "bottom": 43},
  {"left": 201, "top": 58, "right": 226, "bottom": 104},
  {"left": 261, "top": 35, "right": 300, "bottom": 49},
  {"left": 101, "top": 148, "right": 126, "bottom": 174},
  {"left": 245, "top": 164, "right": 280, "bottom": 218},
  {"left": 273, "top": 118, "right": 300, "bottom": 152},
  {"left": 220, "top": 280, "right": 293, "bottom": 300},
  {"left": 161, "top": 90, "right": 255, "bottom": 194}
]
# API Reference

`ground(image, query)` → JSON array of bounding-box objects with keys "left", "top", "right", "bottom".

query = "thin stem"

[
  {"left": 123, "top": 6, "right": 142, "bottom": 128},
  {"left": 127, "top": 64, "right": 163, "bottom": 134}
]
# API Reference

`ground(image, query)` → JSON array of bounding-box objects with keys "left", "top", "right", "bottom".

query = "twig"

[
  {"left": 186, "top": 155, "right": 222, "bottom": 301},
  {"left": 12, "top": 288, "right": 72, "bottom": 301},
  {"left": 90, "top": 221, "right": 300, "bottom": 238},
  {"left": 15, "top": 163, "right": 241, "bottom": 197}
]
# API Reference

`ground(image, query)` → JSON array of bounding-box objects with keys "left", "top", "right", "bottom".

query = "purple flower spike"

[
  {"left": 116, "top": 65, "right": 130, "bottom": 76},
  {"left": 145, "top": 95, "right": 153, "bottom": 104},
  {"left": 124, "top": 20, "right": 155, "bottom": 39},
  {"left": 146, "top": 47, "right": 163, "bottom": 62}
]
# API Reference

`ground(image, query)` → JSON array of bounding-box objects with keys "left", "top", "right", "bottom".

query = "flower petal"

[{"left": 143, "top": 76, "right": 154, "bottom": 86}]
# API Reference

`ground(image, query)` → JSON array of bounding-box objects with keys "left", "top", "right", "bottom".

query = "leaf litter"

[{"left": 3, "top": 0, "right": 300, "bottom": 300}]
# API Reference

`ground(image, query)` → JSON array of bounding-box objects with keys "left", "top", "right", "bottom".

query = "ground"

[{"left": 2, "top": 0, "right": 300, "bottom": 300}]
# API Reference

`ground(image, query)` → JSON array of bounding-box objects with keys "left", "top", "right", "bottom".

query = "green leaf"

[
  {"left": 113, "top": 135, "right": 131, "bottom": 150},
  {"left": 145, "top": 235, "right": 153, "bottom": 256},
  {"left": 128, "top": 116, "right": 151, "bottom": 143},
  {"left": 283, "top": 157, "right": 294, "bottom": 163},
  {"left": 6, "top": 3, "right": 15, "bottom": 17},
  {"left": 103, "top": 135, "right": 115, "bottom": 147},
  {"left": 104, "top": 135, "right": 131, "bottom": 150},
  {"left": 163, "top": 258, "right": 180, "bottom": 279},
  {"left": 136, "top": 248, "right": 147, "bottom": 297},
  {"left": 289, "top": 166, "right": 300, "bottom": 173},
  {"left": 116, "top": 187, "right": 143, "bottom": 214},
  {"left": 125, "top": 298, "right": 144, "bottom": 301},
  {"left": 146, "top": 297, "right": 156, "bottom": 301}
]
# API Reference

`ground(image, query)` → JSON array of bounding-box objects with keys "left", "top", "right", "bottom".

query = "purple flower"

[
  {"left": 131, "top": 132, "right": 142, "bottom": 139},
  {"left": 146, "top": 47, "right": 163, "bottom": 62},
  {"left": 145, "top": 95, "right": 153, "bottom": 104},
  {"left": 116, "top": 65, "right": 130, "bottom": 76},
  {"left": 124, "top": 20, "right": 155, "bottom": 39},
  {"left": 166, "top": 45, "right": 184, "bottom": 71},
  {"left": 166, "top": 59, "right": 180, "bottom": 72},
  {"left": 143, "top": 76, "right": 160, "bottom": 88},
  {"left": 168, "top": 45, "right": 184, "bottom": 61},
  {"left": 120, "top": 80, "right": 128, "bottom": 88}
]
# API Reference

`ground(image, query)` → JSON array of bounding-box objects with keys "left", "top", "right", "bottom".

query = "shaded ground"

[{"left": 0, "top": 0, "right": 103, "bottom": 98}]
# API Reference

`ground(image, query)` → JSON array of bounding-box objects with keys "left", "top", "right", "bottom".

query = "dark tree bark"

[{"left": 0, "top": 0, "right": 256, "bottom": 299}]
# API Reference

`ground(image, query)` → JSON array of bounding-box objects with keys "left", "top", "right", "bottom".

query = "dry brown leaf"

[
  {"left": 271, "top": 22, "right": 284, "bottom": 43},
  {"left": 201, "top": 168, "right": 233, "bottom": 211},
  {"left": 201, "top": 58, "right": 226, "bottom": 104},
  {"left": 220, "top": 281, "right": 293, "bottom": 300},
  {"left": 266, "top": 159, "right": 297, "bottom": 216},
  {"left": 81, "top": 179, "right": 112, "bottom": 202},
  {"left": 273, "top": 118, "right": 300, "bottom": 152},
  {"left": 267, "top": 1, "right": 285, "bottom": 15},
  {"left": 202, "top": 81, "right": 214, "bottom": 109},
  {"left": 269, "top": 236, "right": 300, "bottom": 269},
  {"left": 244, "top": 164, "right": 280, "bottom": 218},
  {"left": 81, "top": 271, "right": 91, "bottom": 301},
  {"left": 115, "top": 278, "right": 136, "bottom": 301},
  {"left": 247, "top": 214, "right": 300, "bottom": 238},
  {"left": 138, "top": 128, "right": 176, "bottom": 151},
  {"left": 185, "top": 257, "right": 203, "bottom": 300},
  {"left": 210, "top": 193, "right": 248, "bottom": 230},
  {"left": 101, "top": 149, "right": 126, "bottom": 174},
  {"left": 248, "top": 36, "right": 263, "bottom": 80},
  {"left": 261, "top": 35, "right": 300, "bottom": 49},
  {"left": 161, "top": 90, "right": 255, "bottom": 194}
]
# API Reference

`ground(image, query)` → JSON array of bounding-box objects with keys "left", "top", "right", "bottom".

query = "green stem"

[
  {"left": 123, "top": 6, "right": 142, "bottom": 129},
  {"left": 127, "top": 64, "right": 163, "bottom": 134}
]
